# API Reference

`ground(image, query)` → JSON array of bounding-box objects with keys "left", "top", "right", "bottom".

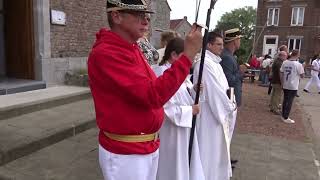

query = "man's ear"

[
  {"left": 207, "top": 43, "right": 211, "bottom": 49},
  {"left": 111, "top": 11, "right": 122, "bottom": 25},
  {"left": 233, "top": 40, "right": 237, "bottom": 47}
]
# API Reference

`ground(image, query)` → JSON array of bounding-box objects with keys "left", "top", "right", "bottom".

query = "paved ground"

[
  {"left": 237, "top": 82, "right": 307, "bottom": 141},
  {"left": 297, "top": 78, "right": 320, "bottom": 138},
  {"left": 0, "top": 129, "right": 102, "bottom": 180},
  {"left": 0, "top": 79, "right": 319, "bottom": 180},
  {"left": 231, "top": 134, "right": 318, "bottom": 180},
  {"left": 230, "top": 79, "right": 320, "bottom": 180},
  {"left": 1, "top": 130, "right": 317, "bottom": 180},
  {"left": 297, "top": 78, "right": 320, "bottom": 164}
]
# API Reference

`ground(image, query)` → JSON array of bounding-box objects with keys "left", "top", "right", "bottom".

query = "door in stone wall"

[
  {"left": 0, "top": 0, "right": 5, "bottom": 77},
  {"left": 4, "top": 0, "right": 34, "bottom": 79}
]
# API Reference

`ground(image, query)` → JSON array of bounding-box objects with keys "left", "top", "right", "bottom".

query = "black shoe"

[
  {"left": 295, "top": 94, "right": 300, "bottom": 97},
  {"left": 231, "top": 159, "right": 238, "bottom": 164},
  {"left": 232, "top": 165, "right": 235, "bottom": 170},
  {"left": 268, "top": 84, "right": 272, "bottom": 95},
  {"left": 303, "top": 89, "right": 310, "bottom": 93}
]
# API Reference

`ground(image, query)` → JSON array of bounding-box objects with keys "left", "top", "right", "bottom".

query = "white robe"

[
  {"left": 304, "top": 59, "right": 320, "bottom": 91},
  {"left": 153, "top": 63, "right": 205, "bottom": 180},
  {"left": 193, "top": 50, "right": 237, "bottom": 180}
]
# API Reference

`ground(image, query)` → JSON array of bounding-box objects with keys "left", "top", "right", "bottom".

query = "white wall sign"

[{"left": 51, "top": 10, "right": 66, "bottom": 25}]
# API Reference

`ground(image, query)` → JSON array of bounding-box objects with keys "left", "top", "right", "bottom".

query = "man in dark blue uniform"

[
  {"left": 220, "top": 28, "right": 243, "bottom": 168},
  {"left": 221, "top": 28, "right": 243, "bottom": 107}
]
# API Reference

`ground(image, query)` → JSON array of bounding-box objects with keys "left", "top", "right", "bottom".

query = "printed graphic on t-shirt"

[{"left": 284, "top": 66, "right": 292, "bottom": 81}]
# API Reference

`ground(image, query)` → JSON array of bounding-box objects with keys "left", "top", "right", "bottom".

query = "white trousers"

[
  {"left": 304, "top": 75, "right": 320, "bottom": 92},
  {"left": 99, "top": 145, "right": 159, "bottom": 180}
]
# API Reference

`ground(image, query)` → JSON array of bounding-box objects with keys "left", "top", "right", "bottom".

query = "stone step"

[
  {"left": 0, "top": 79, "right": 46, "bottom": 95},
  {"left": 0, "top": 98, "right": 96, "bottom": 166},
  {"left": 0, "top": 128, "right": 102, "bottom": 180},
  {"left": 0, "top": 86, "right": 91, "bottom": 121},
  {"left": 0, "top": 88, "right": 5, "bottom": 95}
]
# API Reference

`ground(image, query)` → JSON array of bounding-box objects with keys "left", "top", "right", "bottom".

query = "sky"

[{"left": 167, "top": 0, "right": 258, "bottom": 28}]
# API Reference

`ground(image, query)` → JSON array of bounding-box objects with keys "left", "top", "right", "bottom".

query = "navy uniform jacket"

[{"left": 220, "top": 48, "right": 243, "bottom": 106}]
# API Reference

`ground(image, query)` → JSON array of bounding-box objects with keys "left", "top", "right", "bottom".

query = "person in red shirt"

[
  {"left": 249, "top": 54, "right": 260, "bottom": 69},
  {"left": 249, "top": 54, "right": 260, "bottom": 82},
  {"left": 87, "top": 1, "right": 202, "bottom": 180}
]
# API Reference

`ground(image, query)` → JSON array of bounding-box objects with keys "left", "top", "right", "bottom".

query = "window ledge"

[{"left": 290, "top": 24, "right": 304, "bottom": 26}]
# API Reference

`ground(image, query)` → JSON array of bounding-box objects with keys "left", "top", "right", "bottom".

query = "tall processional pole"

[{"left": 188, "top": 0, "right": 218, "bottom": 165}]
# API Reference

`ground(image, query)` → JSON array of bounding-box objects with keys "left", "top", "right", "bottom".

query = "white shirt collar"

[{"left": 206, "top": 50, "right": 222, "bottom": 63}]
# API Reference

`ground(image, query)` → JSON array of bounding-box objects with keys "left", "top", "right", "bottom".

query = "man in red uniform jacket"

[{"left": 87, "top": 0, "right": 202, "bottom": 179}]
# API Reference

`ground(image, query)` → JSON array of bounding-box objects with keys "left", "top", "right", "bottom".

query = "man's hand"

[
  {"left": 184, "top": 23, "right": 203, "bottom": 63},
  {"left": 192, "top": 104, "right": 200, "bottom": 115}
]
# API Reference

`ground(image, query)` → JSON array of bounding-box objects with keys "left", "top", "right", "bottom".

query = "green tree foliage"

[{"left": 215, "top": 6, "right": 256, "bottom": 64}]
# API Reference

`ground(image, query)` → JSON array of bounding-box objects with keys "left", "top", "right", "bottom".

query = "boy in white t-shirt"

[
  {"left": 280, "top": 50, "right": 304, "bottom": 123},
  {"left": 303, "top": 55, "right": 320, "bottom": 93}
]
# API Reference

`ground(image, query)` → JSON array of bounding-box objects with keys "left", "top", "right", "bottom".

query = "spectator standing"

[
  {"left": 260, "top": 55, "right": 272, "bottom": 86},
  {"left": 280, "top": 50, "right": 304, "bottom": 123},
  {"left": 249, "top": 54, "right": 260, "bottom": 82},
  {"left": 270, "top": 51, "right": 288, "bottom": 114}
]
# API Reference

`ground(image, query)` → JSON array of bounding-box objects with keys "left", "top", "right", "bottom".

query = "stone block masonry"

[{"left": 50, "top": 0, "right": 108, "bottom": 58}]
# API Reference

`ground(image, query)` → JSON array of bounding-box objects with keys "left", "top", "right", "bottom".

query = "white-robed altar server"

[
  {"left": 153, "top": 38, "right": 205, "bottom": 180},
  {"left": 193, "top": 32, "right": 237, "bottom": 180}
]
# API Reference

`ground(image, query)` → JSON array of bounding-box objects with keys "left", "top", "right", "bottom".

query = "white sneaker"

[
  {"left": 281, "top": 117, "right": 295, "bottom": 124},
  {"left": 287, "top": 117, "right": 295, "bottom": 123}
]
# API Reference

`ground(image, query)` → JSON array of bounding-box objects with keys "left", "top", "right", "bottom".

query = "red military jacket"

[{"left": 88, "top": 29, "right": 192, "bottom": 154}]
